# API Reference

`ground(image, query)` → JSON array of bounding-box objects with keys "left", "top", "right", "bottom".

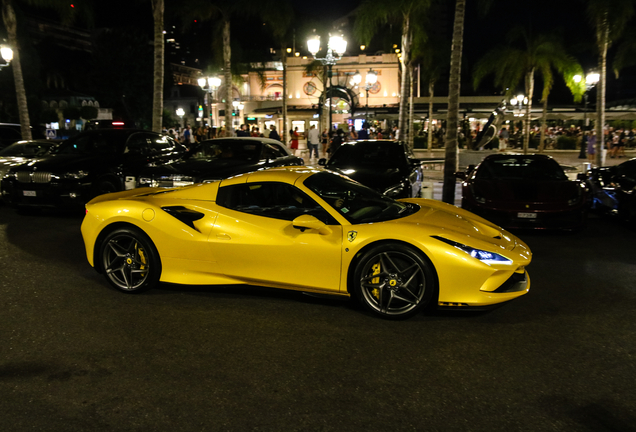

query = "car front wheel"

[
  {"left": 99, "top": 227, "right": 161, "bottom": 293},
  {"left": 352, "top": 244, "right": 435, "bottom": 319}
]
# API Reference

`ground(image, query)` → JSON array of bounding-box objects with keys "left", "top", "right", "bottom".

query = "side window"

[
  {"left": 125, "top": 133, "right": 153, "bottom": 154},
  {"left": 263, "top": 143, "right": 287, "bottom": 159},
  {"left": 216, "top": 182, "right": 338, "bottom": 224}
]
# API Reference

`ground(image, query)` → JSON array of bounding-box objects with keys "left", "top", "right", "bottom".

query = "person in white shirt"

[{"left": 307, "top": 125, "right": 320, "bottom": 159}]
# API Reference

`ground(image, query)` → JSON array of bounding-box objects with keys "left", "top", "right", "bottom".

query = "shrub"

[
  {"left": 556, "top": 135, "right": 578, "bottom": 150},
  {"left": 80, "top": 106, "right": 98, "bottom": 120},
  {"left": 62, "top": 107, "right": 81, "bottom": 120}
]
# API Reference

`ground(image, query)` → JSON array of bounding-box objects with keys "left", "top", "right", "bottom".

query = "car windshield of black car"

[
  {"left": 53, "top": 133, "right": 118, "bottom": 155},
  {"left": 328, "top": 142, "right": 407, "bottom": 168},
  {"left": 194, "top": 140, "right": 261, "bottom": 161},
  {"left": 303, "top": 172, "right": 418, "bottom": 224},
  {"left": 476, "top": 158, "right": 568, "bottom": 181}
]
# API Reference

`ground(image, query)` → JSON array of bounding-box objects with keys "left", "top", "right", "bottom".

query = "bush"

[
  {"left": 413, "top": 136, "right": 426, "bottom": 149},
  {"left": 556, "top": 135, "right": 578, "bottom": 150},
  {"left": 62, "top": 107, "right": 81, "bottom": 120},
  {"left": 40, "top": 109, "right": 59, "bottom": 123}
]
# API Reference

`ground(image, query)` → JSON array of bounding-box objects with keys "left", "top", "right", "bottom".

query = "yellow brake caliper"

[
  {"left": 371, "top": 262, "right": 381, "bottom": 299},
  {"left": 137, "top": 245, "right": 147, "bottom": 274}
]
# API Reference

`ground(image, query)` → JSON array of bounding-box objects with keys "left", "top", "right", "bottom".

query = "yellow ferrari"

[{"left": 81, "top": 167, "right": 532, "bottom": 319}]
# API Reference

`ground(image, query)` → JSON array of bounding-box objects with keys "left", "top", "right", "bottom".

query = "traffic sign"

[{"left": 46, "top": 129, "right": 56, "bottom": 139}]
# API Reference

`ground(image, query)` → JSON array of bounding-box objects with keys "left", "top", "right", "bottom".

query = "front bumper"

[
  {"left": 1, "top": 178, "right": 91, "bottom": 209},
  {"left": 463, "top": 202, "right": 587, "bottom": 230}
]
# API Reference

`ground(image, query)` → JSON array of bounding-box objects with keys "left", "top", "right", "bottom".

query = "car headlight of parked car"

[
  {"left": 63, "top": 170, "right": 89, "bottom": 180},
  {"left": 139, "top": 175, "right": 195, "bottom": 188},
  {"left": 432, "top": 236, "right": 513, "bottom": 265},
  {"left": 383, "top": 182, "right": 407, "bottom": 198}
]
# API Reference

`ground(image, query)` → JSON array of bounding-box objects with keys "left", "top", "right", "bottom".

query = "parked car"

[
  {"left": 318, "top": 140, "right": 424, "bottom": 198},
  {"left": 137, "top": 137, "right": 304, "bottom": 188},
  {"left": 1, "top": 129, "right": 187, "bottom": 210},
  {"left": 456, "top": 154, "right": 589, "bottom": 230},
  {"left": 588, "top": 157, "right": 636, "bottom": 221},
  {"left": 0, "top": 123, "right": 47, "bottom": 150},
  {"left": 81, "top": 167, "right": 532, "bottom": 319},
  {"left": 0, "top": 139, "right": 60, "bottom": 181}
]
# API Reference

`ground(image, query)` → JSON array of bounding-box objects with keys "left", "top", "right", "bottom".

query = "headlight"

[
  {"left": 432, "top": 236, "right": 513, "bottom": 265},
  {"left": 383, "top": 183, "right": 406, "bottom": 198},
  {"left": 63, "top": 170, "right": 88, "bottom": 179}
]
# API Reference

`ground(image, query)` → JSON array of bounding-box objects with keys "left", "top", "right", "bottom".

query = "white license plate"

[
  {"left": 22, "top": 190, "right": 36, "bottom": 197},
  {"left": 517, "top": 212, "right": 537, "bottom": 219}
]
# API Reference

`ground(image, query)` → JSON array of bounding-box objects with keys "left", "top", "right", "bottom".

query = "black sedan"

[
  {"left": 456, "top": 154, "right": 589, "bottom": 230},
  {"left": 1, "top": 129, "right": 187, "bottom": 209},
  {"left": 318, "top": 140, "right": 424, "bottom": 198},
  {"left": 136, "top": 137, "right": 304, "bottom": 188},
  {"left": 588, "top": 157, "right": 636, "bottom": 221}
]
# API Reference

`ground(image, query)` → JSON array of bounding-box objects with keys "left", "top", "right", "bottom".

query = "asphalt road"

[{"left": 1, "top": 206, "right": 635, "bottom": 431}]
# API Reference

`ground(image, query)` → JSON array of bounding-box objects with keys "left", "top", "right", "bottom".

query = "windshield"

[
  {"left": 0, "top": 142, "right": 54, "bottom": 156},
  {"left": 304, "top": 171, "right": 419, "bottom": 224},
  {"left": 475, "top": 157, "right": 568, "bottom": 181},
  {"left": 327, "top": 141, "right": 408, "bottom": 168},
  {"left": 191, "top": 140, "right": 262, "bottom": 161},
  {"left": 53, "top": 133, "right": 120, "bottom": 155}
]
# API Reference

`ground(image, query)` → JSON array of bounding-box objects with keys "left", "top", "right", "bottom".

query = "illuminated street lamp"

[
  {"left": 0, "top": 45, "right": 13, "bottom": 70},
  {"left": 352, "top": 68, "right": 377, "bottom": 125},
  {"left": 574, "top": 72, "right": 600, "bottom": 158},
  {"left": 509, "top": 94, "right": 528, "bottom": 117},
  {"left": 176, "top": 108, "right": 185, "bottom": 128},
  {"left": 307, "top": 33, "right": 348, "bottom": 130},
  {"left": 198, "top": 76, "right": 221, "bottom": 127}
]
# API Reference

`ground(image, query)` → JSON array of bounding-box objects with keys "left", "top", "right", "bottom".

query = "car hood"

[
  {"left": 9, "top": 154, "right": 114, "bottom": 173},
  {"left": 327, "top": 166, "right": 406, "bottom": 191},
  {"left": 140, "top": 158, "right": 267, "bottom": 181},
  {"left": 0, "top": 156, "right": 38, "bottom": 176},
  {"left": 401, "top": 198, "right": 526, "bottom": 253},
  {"left": 471, "top": 179, "right": 580, "bottom": 202}
]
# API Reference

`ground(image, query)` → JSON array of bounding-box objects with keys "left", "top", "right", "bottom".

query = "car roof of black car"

[
  {"left": 201, "top": 136, "right": 293, "bottom": 155},
  {"left": 483, "top": 153, "right": 556, "bottom": 161}
]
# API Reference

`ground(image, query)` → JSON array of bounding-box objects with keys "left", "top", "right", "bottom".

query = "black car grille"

[{"left": 17, "top": 171, "right": 52, "bottom": 183}]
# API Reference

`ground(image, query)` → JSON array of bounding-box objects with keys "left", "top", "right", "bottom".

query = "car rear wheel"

[
  {"left": 99, "top": 227, "right": 161, "bottom": 293},
  {"left": 352, "top": 243, "right": 434, "bottom": 319}
]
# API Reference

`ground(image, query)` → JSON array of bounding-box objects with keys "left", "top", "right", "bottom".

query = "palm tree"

[
  {"left": 587, "top": 0, "right": 635, "bottom": 166},
  {"left": 354, "top": 0, "right": 430, "bottom": 144},
  {"left": 1, "top": 0, "right": 83, "bottom": 140},
  {"left": 150, "top": 0, "right": 164, "bottom": 133},
  {"left": 473, "top": 27, "right": 584, "bottom": 154},
  {"left": 261, "top": 0, "right": 293, "bottom": 144}
]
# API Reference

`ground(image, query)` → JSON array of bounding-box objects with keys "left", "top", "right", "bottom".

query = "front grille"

[{"left": 17, "top": 171, "right": 52, "bottom": 184}]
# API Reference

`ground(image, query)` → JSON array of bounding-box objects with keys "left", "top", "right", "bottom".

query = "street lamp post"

[
  {"left": 307, "top": 33, "right": 347, "bottom": 132},
  {"left": 352, "top": 69, "right": 377, "bottom": 127},
  {"left": 198, "top": 76, "right": 221, "bottom": 128},
  {"left": 176, "top": 108, "right": 185, "bottom": 128},
  {"left": 509, "top": 94, "right": 527, "bottom": 150},
  {"left": 573, "top": 72, "right": 600, "bottom": 158},
  {"left": 0, "top": 45, "right": 13, "bottom": 70}
]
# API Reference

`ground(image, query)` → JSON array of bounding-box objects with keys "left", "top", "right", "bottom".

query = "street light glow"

[{"left": 1, "top": 46, "right": 13, "bottom": 62}]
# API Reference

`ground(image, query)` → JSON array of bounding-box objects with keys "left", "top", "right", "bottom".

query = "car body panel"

[
  {"left": 82, "top": 167, "right": 532, "bottom": 308},
  {"left": 589, "top": 158, "right": 636, "bottom": 221}
]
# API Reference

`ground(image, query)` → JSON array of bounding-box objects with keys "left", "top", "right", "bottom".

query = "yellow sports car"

[{"left": 81, "top": 167, "right": 532, "bottom": 319}]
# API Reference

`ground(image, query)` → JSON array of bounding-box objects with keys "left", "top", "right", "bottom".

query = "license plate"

[
  {"left": 23, "top": 190, "right": 36, "bottom": 197},
  {"left": 517, "top": 212, "right": 537, "bottom": 219}
]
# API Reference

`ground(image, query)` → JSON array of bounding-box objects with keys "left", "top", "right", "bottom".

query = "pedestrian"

[
  {"left": 499, "top": 127, "right": 509, "bottom": 150},
  {"left": 321, "top": 128, "right": 329, "bottom": 157},
  {"left": 290, "top": 127, "right": 299, "bottom": 151},
  {"left": 587, "top": 130, "right": 596, "bottom": 163},
  {"left": 183, "top": 125, "right": 192, "bottom": 146},
  {"left": 307, "top": 124, "right": 320, "bottom": 159},
  {"left": 329, "top": 129, "right": 345, "bottom": 157},
  {"left": 348, "top": 126, "right": 358, "bottom": 141},
  {"left": 357, "top": 124, "right": 369, "bottom": 140},
  {"left": 269, "top": 125, "right": 281, "bottom": 142}
]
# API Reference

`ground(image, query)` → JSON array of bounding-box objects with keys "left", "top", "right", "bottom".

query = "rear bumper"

[{"left": 463, "top": 202, "right": 587, "bottom": 230}]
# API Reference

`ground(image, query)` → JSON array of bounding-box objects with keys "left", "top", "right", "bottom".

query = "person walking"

[
  {"left": 307, "top": 124, "right": 320, "bottom": 159},
  {"left": 290, "top": 127, "right": 299, "bottom": 152},
  {"left": 321, "top": 128, "right": 329, "bottom": 157},
  {"left": 268, "top": 125, "right": 281, "bottom": 142}
]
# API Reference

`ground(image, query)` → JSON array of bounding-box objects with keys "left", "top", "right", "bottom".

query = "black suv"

[{"left": 1, "top": 129, "right": 187, "bottom": 209}]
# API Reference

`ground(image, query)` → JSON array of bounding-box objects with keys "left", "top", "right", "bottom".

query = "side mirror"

[
  {"left": 292, "top": 214, "right": 332, "bottom": 235},
  {"left": 455, "top": 171, "right": 467, "bottom": 180}
]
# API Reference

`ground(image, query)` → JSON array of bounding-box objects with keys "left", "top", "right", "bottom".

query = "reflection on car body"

[{"left": 588, "top": 157, "right": 636, "bottom": 222}]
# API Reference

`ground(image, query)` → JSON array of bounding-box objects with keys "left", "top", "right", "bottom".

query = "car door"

[{"left": 210, "top": 181, "right": 344, "bottom": 292}]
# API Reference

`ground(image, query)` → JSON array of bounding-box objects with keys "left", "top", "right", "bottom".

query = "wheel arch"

[
  {"left": 346, "top": 239, "right": 439, "bottom": 298},
  {"left": 93, "top": 221, "right": 155, "bottom": 274}
]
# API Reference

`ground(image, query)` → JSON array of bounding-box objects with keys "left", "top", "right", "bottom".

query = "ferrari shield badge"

[{"left": 347, "top": 231, "right": 357, "bottom": 242}]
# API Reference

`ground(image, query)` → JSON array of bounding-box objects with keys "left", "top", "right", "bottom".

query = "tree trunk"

[
  {"left": 151, "top": 0, "right": 164, "bottom": 133},
  {"left": 595, "top": 15, "right": 608, "bottom": 167},
  {"left": 223, "top": 18, "right": 235, "bottom": 137},
  {"left": 442, "top": 0, "right": 465, "bottom": 205},
  {"left": 282, "top": 44, "right": 288, "bottom": 144},
  {"left": 408, "top": 64, "right": 415, "bottom": 149},
  {"left": 427, "top": 81, "right": 434, "bottom": 152},
  {"left": 539, "top": 97, "right": 548, "bottom": 152},
  {"left": 523, "top": 69, "right": 534, "bottom": 155},
  {"left": 398, "top": 13, "right": 411, "bottom": 140},
  {"left": 2, "top": 1, "right": 32, "bottom": 140}
]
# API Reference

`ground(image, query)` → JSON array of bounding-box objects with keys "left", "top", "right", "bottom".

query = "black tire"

[
  {"left": 352, "top": 243, "right": 435, "bottom": 319},
  {"left": 98, "top": 226, "right": 161, "bottom": 293},
  {"left": 92, "top": 178, "right": 119, "bottom": 198}
]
